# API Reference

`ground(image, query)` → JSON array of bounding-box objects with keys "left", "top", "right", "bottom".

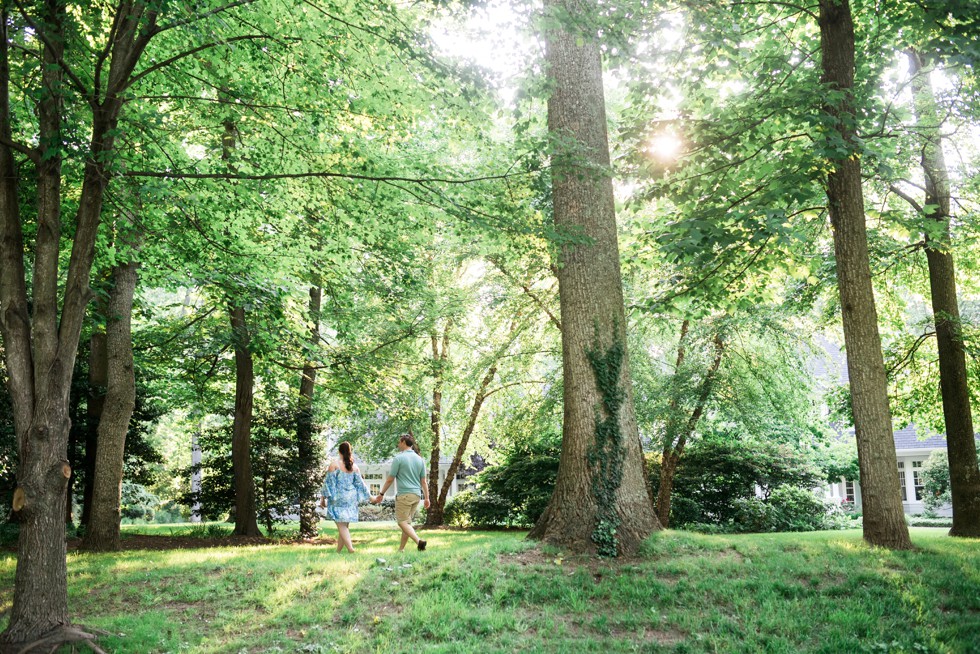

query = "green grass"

[{"left": 1, "top": 526, "right": 977, "bottom": 653}]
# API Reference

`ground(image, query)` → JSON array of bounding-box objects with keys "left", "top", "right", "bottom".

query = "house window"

[
  {"left": 912, "top": 461, "right": 925, "bottom": 501},
  {"left": 844, "top": 480, "right": 855, "bottom": 503},
  {"left": 898, "top": 462, "right": 907, "bottom": 502}
]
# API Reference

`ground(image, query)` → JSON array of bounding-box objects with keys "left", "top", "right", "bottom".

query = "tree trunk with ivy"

[
  {"left": 818, "top": 0, "right": 912, "bottom": 549},
  {"left": 907, "top": 50, "right": 980, "bottom": 537},
  {"left": 528, "top": 0, "right": 660, "bottom": 556}
]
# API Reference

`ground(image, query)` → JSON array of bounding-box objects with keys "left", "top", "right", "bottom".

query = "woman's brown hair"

[{"left": 338, "top": 441, "right": 354, "bottom": 472}]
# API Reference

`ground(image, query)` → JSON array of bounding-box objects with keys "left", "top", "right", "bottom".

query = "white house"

[
  {"left": 824, "top": 426, "right": 955, "bottom": 516},
  {"left": 812, "top": 335, "right": 965, "bottom": 517}
]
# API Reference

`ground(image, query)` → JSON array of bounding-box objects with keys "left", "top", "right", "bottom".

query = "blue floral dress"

[{"left": 323, "top": 468, "right": 370, "bottom": 522}]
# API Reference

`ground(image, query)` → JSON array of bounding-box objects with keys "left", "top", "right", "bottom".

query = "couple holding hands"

[{"left": 322, "top": 434, "right": 429, "bottom": 553}]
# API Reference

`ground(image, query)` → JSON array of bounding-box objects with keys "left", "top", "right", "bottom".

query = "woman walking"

[{"left": 323, "top": 441, "right": 370, "bottom": 553}]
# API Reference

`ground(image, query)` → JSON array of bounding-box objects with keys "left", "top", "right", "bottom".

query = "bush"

[
  {"left": 646, "top": 437, "right": 824, "bottom": 530},
  {"left": 766, "top": 486, "right": 830, "bottom": 532},
  {"left": 921, "top": 451, "right": 952, "bottom": 512},
  {"left": 441, "top": 436, "right": 559, "bottom": 528},
  {"left": 907, "top": 515, "right": 952, "bottom": 527},
  {"left": 443, "top": 490, "right": 514, "bottom": 528},
  {"left": 444, "top": 490, "right": 474, "bottom": 527},
  {"left": 121, "top": 482, "right": 159, "bottom": 522},
  {"left": 358, "top": 499, "right": 396, "bottom": 522}
]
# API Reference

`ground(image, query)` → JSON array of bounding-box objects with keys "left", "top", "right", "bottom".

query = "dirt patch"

[
  {"left": 499, "top": 547, "right": 645, "bottom": 571},
  {"left": 719, "top": 547, "right": 746, "bottom": 563},
  {"left": 59, "top": 534, "right": 338, "bottom": 552}
]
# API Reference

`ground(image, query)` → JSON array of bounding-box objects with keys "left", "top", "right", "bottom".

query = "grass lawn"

[{"left": 0, "top": 525, "right": 977, "bottom": 653}]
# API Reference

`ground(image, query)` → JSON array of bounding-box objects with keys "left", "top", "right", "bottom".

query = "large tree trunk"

[
  {"left": 529, "top": 0, "right": 660, "bottom": 556},
  {"left": 296, "top": 285, "right": 322, "bottom": 538},
  {"left": 907, "top": 50, "right": 980, "bottom": 537},
  {"left": 82, "top": 256, "right": 140, "bottom": 551},
  {"left": 818, "top": 0, "right": 912, "bottom": 549},
  {"left": 230, "top": 305, "right": 261, "bottom": 537},
  {"left": 0, "top": 3, "right": 176, "bottom": 646},
  {"left": 656, "top": 330, "right": 724, "bottom": 528},
  {"left": 80, "top": 330, "right": 107, "bottom": 526}
]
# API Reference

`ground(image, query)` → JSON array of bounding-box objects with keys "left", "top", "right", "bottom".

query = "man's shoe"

[{"left": 417, "top": 539, "right": 427, "bottom": 551}]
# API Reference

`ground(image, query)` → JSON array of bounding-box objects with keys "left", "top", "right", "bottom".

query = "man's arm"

[
  {"left": 374, "top": 475, "right": 396, "bottom": 503},
  {"left": 421, "top": 468, "right": 430, "bottom": 508}
]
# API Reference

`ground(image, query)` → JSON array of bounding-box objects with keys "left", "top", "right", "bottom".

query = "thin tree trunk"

[
  {"left": 656, "top": 329, "right": 724, "bottom": 528},
  {"left": 427, "top": 322, "right": 451, "bottom": 506},
  {"left": 296, "top": 284, "right": 322, "bottom": 538},
  {"left": 529, "top": 0, "right": 660, "bottom": 556},
  {"left": 81, "top": 330, "right": 107, "bottom": 526},
  {"left": 426, "top": 363, "right": 498, "bottom": 526},
  {"left": 818, "top": 0, "right": 912, "bottom": 549},
  {"left": 907, "top": 50, "right": 980, "bottom": 537},
  {"left": 230, "top": 305, "right": 261, "bottom": 537},
  {"left": 82, "top": 254, "right": 140, "bottom": 551}
]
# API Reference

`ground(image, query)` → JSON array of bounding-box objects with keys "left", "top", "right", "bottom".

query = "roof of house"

[
  {"left": 893, "top": 424, "right": 949, "bottom": 450},
  {"left": 892, "top": 424, "right": 980, "bottom": 450}
]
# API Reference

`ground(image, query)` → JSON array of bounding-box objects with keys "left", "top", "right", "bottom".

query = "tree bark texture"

[
  {"left": 656, "top": 330, "right": 724, "bottom": 528},
  {"left": 426, "top": 362, "right": 498, "bottom": 526},
  {"left": 82, "top": 257, "right": 140, "bottom": 551},
  {"left": 427, "top": 322, "right": 451, "bottom": 507},
  {"left": 296, "top": 285, "right": 322, "bottom": 538},
  {"left": 0, "top": 2, "right": 176, "bottom": 645},
  {"left": 907, "top": 50, "right": 980, "bottom": 537},
  {"left": 529, "top": 0, "right": 660, "bottom": 555},
  {"left": 81, "top": 330, "right": 107, "bottom": 526},
  {"left": 818, "top": 0, "right": 912, "bottom": 549},
  {"left": 230, "top": 305, "right": 261, "bottom": 537}
]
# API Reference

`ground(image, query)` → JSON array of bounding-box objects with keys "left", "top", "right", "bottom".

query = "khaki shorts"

[{"left": 395, "top": 493, "right": 421, "bottom": 523}]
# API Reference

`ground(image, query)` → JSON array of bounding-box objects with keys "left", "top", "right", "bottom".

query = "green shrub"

[
  {"left": 907, "top": 515, "right": 952, "bottom": 528},
  {"left": 121, "top": 482, "right": 160, "bottom": 522},
  {"left": 444, "top": 490, "right": 474, "bottom": 527},
  {"left": 921, "top": 451, "right": 952, "bottom": 512},
  {"left": 442, "top": 436, "right": 559, "bottom": 528},
  {"left": 646, "top": 436, "right": 824, "bottom": 530},
  {"left": 444, "top": 489, "right": 514, "bottom": 528},
  {"left": 766, "top": 486, "right": 829, "bottom": 532}
]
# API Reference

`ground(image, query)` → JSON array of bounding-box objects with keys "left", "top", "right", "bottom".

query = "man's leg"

[{"left": 398, "top": 520, "right": 421, "bottom": 546}]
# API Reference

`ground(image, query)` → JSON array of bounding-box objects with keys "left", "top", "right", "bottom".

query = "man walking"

[{"left": 373, "top": 434, "right": 429, "bottom": 551}]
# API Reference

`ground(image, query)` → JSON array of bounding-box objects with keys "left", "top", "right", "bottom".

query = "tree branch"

[
  {"left": 154, "top": 0, "right": 257, "bottom": 34},
  {"left": 125, "top": 34, "right": 278, "bottom": 90},
  {"left": 888, "top": 184, "right": 924, "bottom": 214},
  {"left": 124, "top": 169, "right": 528, "bottom": 185}
]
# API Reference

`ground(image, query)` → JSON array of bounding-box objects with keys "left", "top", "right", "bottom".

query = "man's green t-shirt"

[{"left": 389, "top": 450, "right": 426, "bottom": 497}]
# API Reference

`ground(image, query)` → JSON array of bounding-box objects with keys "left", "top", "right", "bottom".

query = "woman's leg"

[
  {"left": 334, "top": 521, "right": 344, "bottom": 551},
  {"left": 338, "top": 522, "right": 354, "bottom": 552}
]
